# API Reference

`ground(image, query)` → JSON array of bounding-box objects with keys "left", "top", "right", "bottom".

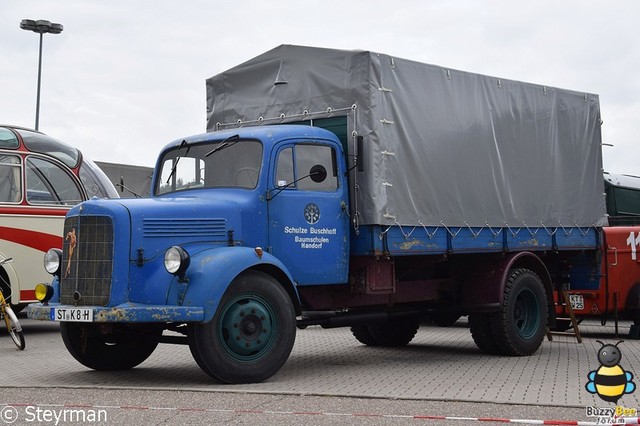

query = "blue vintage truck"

[{"left": 29, "top": 46, "right": 640, "bottom": 384}]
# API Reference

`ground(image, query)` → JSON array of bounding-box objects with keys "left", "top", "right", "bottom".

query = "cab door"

[{"left": 267, "top": 141, "right": 349, "bottom": 285}]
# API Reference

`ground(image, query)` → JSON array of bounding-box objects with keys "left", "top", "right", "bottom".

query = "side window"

[
  {"left": 275, "top": 144, "right": 338, "bottom": 191},
  {"left": 275, "top": 147, "right": 294, "bottom": 187},
  {"left": 614, "top": 187, "right": 640, "bottom": 215},
  {"left": 0, "top": 155, "right": 22, "bottom": 203},
  {"left": 26, "top": 157, "right": 83, "bottom": 205},
  {"left": 297, "top": 145, "right": 338, "bottom": 191}
]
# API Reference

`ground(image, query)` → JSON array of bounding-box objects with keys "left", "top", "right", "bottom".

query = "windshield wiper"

[
  {"left": 205, "top": 134, "right": 240, "bottom": 157},
  {"left": 166, "top": 140, "right": 189, "bottom": 184}
]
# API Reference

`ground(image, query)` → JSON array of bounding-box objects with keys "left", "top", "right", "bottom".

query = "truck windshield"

[{"left": 156, "top": 139, "right": 262, "bottom": 195}]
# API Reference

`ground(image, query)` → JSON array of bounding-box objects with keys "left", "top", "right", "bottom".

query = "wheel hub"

[
  {"left": 221, "top": 298, "right": 273, "bottom": 357},
  {"left": 514, "top": 288, "right": 539, "bottom": 339}
]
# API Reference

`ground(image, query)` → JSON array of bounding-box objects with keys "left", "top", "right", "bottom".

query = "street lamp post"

[{"left": 20, "top": 19, "right": 63, "bottom": 131}]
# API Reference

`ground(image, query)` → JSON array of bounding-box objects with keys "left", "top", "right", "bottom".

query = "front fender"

[{"left": 173, "top": 246, "right": 298, "bottom": 322}]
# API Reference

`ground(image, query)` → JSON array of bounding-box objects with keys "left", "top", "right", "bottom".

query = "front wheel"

[
  {"left": 60, "top": 323, "right": 161, "bottom": 370},
  {"left": 3, "top": 305, "right": 25, "bottom": 350},
  {"left": 490, "top": 268, "right": 548, "bottom": 356},
  {"left": 189, "top": 271, "right": 296, "bottom": 384}
]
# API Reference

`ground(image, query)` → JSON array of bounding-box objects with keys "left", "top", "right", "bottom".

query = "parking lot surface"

[{"left": 2, "top": 316, "right": 639, "bottom": 424}]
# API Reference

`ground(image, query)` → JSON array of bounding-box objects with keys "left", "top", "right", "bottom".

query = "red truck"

[{"left": 555, "top": 172, "right": 640, "bottom": 337}]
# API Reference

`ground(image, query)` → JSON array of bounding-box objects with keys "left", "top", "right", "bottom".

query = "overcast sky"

[{"left": 2, "top": 1, "right": 639, "bottom": 174}]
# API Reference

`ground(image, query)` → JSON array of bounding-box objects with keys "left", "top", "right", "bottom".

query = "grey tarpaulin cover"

[{"left": 206, "top": 45, "right": 607, "bottom": 228}]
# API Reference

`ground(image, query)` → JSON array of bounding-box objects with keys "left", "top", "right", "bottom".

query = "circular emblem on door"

[{"left": 304, "top": 203, "right": 320, "bottom": 225}]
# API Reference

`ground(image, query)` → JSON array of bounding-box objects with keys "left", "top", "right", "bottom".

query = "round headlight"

[
  {"left": 164, "top": 246, "right": 190, "bottom": 277},
  {"left": 44, "top": 248, "right": 63, "bottom": 275}
]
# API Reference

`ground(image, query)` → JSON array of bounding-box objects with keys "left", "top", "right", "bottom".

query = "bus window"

[
  {"left": 0, "top": 155, "right": 22, "bottom": 203},
  {"left": 17, "top": 128, "right": 80, "bottom": 168},
  {"left": 25, "top": 156, "right": 83, "bottom": 205},
  {"left": 0, "top": 128, "right": 19, "bottom": 149},
  {"left": 79, "top": 158, "right": 120, "bottom": 199}
]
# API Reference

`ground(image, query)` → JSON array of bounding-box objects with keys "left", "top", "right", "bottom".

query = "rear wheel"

[
  {"left": 190, "top": 271, "right": 296, "bottom": 384},
  {"left": 490, "top": 268, "right": 548, "bottom": 356},
  {"left": 61, "top": 323, "right": 161, "bottom": 370}
]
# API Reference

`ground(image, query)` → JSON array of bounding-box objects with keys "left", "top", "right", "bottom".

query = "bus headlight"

[
  {"left": 44, "top": 248, "right": 63, "bottom": 276},
  {"left": 164, "top": 246, "right": 190, "bottom": 278},
  {"left": 35, "top": 283, "right": 54, "bottom": 304}
]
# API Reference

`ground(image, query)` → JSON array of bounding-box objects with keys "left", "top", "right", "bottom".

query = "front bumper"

[{"left": 27, "top": 302, "right": 205, "bottom": 323}]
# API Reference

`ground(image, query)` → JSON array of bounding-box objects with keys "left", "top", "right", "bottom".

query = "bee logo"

[{"left": 586, "top": 340, "right": 636, "bottom": 403}]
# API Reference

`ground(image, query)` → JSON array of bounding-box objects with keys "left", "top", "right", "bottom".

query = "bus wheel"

[
  {"left": 190, "top": 271, "right": 296, "bottom": 384},
  {"left": 490, "top": 268, "right": 548, "bottom": 356},
  {"left": 60, "top": 323, "right": 161, "bottom": 370}
]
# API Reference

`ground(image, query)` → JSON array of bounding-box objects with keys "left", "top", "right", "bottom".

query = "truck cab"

[
  {"left": 154, "top": 125, "right": 350, "bottom": 285},
  {"left": 28, "top": 125, "right": 349, "bottom": 383}
]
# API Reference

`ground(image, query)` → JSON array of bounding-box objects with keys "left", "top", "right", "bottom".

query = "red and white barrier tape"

[{"left": 2, "top": 402, "right": 639, "bottom": 425}]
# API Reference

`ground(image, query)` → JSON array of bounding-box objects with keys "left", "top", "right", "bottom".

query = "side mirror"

[{"left": 310, "top": 165, "right": 327, "bottom": 183}]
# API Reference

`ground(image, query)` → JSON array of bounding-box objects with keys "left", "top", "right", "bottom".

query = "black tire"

[
  {"left": 431, "top": 313, "right": 462, "bottom": 327},
  {"left": 60, "top": 323, "right": 161, "bottom": 370},
  {"left": 3, "top": 305, "right": 25, "bottom": 350},
  {"left": 187, "top": 324, "right": 209, "bottom": 373},
  {"left": 551, "top": 318, "right": 573, "bottom": 332},
  {"left": 350, "top": 324, "right": 378, "bottom": 346},
  {"left": 490, "top": 268, "right": 548, "bottom": 356},
  {"left": 366, "top": 318, "right": 420, "bottom": 347},
  {"left": 469, "top": 313, "right": 501, "bottom": 355},
  {"left": 189, "top": 271, "right": 296, "bottom": 384}
]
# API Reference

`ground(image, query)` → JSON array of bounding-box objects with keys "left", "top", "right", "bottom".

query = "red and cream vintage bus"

[{"left": 0, "top": 125, "right": 118, "bottom": 310}]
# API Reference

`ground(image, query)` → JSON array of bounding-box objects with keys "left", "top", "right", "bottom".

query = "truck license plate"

[
  {"left": 569, "top": 294, "right": 584, "bottom": 311},
  {"left": 52, "top": 308, "right": 93, "bottom": 322}
]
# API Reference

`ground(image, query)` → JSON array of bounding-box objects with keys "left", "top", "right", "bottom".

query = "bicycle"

[{"left": 0, "top": 258, "right": 25, "bottom": 350}]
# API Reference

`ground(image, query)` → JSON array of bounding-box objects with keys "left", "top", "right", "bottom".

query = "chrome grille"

[{"left": 59, "top": 215, "right": 113, "bottom": 306}]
